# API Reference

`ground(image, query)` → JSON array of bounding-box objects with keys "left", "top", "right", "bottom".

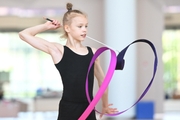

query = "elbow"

[{"left": 18, "top": 31, "right": 25, "bottom": 41}]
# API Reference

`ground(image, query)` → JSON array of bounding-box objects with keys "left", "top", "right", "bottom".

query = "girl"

[{"left": 19, "top": 3, "right": 117, "bottom": 120}]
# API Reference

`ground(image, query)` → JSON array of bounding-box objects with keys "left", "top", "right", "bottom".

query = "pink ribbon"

[
  {"left": 78, "top": 47, "right": 117, "bottom": 120},
  {"left": 78, "top": 39, "right": 158, "bottom": 120}
]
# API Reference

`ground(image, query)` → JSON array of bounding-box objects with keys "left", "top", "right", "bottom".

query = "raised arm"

[{"left": 19, "top": 19, "right": 63, "bottom": 63}]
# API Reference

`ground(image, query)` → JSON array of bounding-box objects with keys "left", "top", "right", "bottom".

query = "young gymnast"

[{"left": 19, "top": 3, "right": 117, "bottom": 120}]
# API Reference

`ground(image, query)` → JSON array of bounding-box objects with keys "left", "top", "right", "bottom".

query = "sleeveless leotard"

[{"left": 55, "top": 46, "right": 96, "bottom": 120}]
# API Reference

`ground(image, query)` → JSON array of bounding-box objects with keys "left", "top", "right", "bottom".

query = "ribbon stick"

[{"left": 79, "top": 39, "right": 158, "bottom": 119}]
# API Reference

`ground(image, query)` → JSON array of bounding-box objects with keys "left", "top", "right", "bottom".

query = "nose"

[{"left": 83, "top": 26, "right": 87, "bottom": 32}]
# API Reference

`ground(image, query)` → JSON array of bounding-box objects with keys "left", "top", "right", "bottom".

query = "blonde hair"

[{"left": 61, "top": 3, "right": 87, "bottom": 38}]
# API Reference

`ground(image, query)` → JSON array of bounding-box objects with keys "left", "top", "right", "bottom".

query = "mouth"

[{"left": 81, "top": 34, "right": 86, "bottom": 38}]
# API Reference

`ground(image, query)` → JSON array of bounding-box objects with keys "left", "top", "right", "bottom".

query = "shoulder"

[
  {"left": 89, "top": 47, "right": 97, "bottom": 54},
  {"left": 51, "top": 42, "right": 64, "bottom": 53},
  {"left": 90, "top": 47, "right": 101, "bottom": 63}
]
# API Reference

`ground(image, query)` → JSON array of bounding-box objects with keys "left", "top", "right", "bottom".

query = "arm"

[
  {"left": 19, "top": 19, "right": 61, "bottom": 54},
  {"left": 19, "top": 19, "right": 62, "bottom": 63},
  {"left": 92, "top": 48, "right": 118, "bottom": 118},
  {"left": 94, "top": 56, "right": 109, "bottom": 108}
]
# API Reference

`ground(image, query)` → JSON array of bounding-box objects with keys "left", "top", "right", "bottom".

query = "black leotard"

[{"left": 55, "top": 46, "right": 96, "bottom": 120}]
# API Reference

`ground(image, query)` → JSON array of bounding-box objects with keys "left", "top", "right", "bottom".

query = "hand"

[
  {"left": 43, "top": 17, "right": 61, "bottom": 30},
  {"left": 99, "top": 104, "right": 118, "bottom": 119}
]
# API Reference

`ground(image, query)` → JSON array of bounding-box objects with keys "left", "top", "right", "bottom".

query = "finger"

[
  {"left": 47, "top": 19, "right": 57, "bottom": 26},
  {"left": 99, "top": 110, "right": 106, "bottom": 119},
  {"left": 111, "top": 108, "right": 118, "bottom": 111},
  {"left": 110, "top": 109, "right": 119, "bottom": 114},
  {"left": 53, "top": 20, "right": 61, "bottom": 27},
  {"left": 108, "top": 103, "right": 113, "bottom": 106},
  {"left": 110, "top": 108, "right": 118, "bottom": 111},
  {"left": 99, "top": 113, "right": 104, "bottom": 119},
  {"left": 52, "top": 20, "right": 57, "bottom": 25}
]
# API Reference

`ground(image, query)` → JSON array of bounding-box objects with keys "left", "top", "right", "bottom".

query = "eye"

[
  {"left": 85, "top": 25, "right": 88, "bottom": 28},
  {"left": 78, "top": 26, "right": 82, "bottom": 28}
]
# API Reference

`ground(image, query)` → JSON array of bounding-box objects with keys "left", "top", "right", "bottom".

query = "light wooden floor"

[{"left": 0, "top": 111, "right": 180, "bottom": 120}]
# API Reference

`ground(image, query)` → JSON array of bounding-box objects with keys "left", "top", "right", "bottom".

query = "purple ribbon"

[{"left": 78, "top": 39, "right": 158, "bottom": 119}]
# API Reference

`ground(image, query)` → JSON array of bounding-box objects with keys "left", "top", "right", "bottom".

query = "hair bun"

[{"left": 66, "top": 3, "right": 73, "bottom": 11}]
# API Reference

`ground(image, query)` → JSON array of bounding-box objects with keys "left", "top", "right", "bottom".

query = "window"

[
  {"left": 0, "top": 32, "right": 66, "bottom": 98},
  {"left": 162, "top": 29, "right": 180, "bottom": 98}
]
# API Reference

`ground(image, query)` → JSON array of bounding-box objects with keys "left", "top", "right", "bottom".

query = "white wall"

[{"left": 137, "top": 0, "right": 164, "bottom": 114}]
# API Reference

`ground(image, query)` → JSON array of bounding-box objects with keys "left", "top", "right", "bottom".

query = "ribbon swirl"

[{"left": 78, "top": 39, "right": 158, "bottom": 120}]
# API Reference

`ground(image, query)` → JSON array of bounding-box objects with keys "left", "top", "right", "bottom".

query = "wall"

[{"left": 137, "top": 0, "right": 164, "bottom": 114}]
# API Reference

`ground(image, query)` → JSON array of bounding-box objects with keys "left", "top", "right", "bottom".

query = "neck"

[{"left": 66, "top": 36, "right": 83, "bottom": 48}]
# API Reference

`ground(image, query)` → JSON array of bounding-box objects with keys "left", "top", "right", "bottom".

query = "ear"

[{"left": 64, "top": 25, "right": 70, "bottom": 33}]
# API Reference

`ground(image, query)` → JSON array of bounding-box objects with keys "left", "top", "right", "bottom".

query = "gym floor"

[{"left": 0, "top": 111, "right": 179, "bottom": 120}]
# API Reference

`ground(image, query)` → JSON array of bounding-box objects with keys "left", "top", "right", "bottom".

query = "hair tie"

[{"left": 68, "top": 8, "right": 72, "bottom": 12}]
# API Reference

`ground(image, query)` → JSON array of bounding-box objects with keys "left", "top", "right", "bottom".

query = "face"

[{"left": 65, "top": 15, "right": 88, "bottom": 41}]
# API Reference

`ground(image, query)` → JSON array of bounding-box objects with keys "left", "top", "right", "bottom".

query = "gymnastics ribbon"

[
  {"left": 78, "top": 47, "right": 117, "bottom": 120},
  {"left": 78, "top": 39, "right": 158, "bottom": 120}
]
